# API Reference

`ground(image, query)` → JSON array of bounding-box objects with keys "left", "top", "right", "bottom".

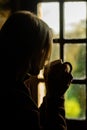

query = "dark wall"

[{"left": 10, "top": 0, "right": 39, "bottom": 13}]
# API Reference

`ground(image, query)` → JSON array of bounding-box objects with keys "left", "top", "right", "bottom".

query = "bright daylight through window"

[{"left": 37, "top": 1, "right": 86, "bottom": 120}]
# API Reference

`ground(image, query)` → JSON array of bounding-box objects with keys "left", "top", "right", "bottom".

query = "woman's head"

[{"left": 0, "top": 10, "right": 52, "bottom": 81}]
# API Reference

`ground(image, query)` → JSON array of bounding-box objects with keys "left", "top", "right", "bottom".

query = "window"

[{"left": 37, "top": 0, "right": 87, "bottom": 120}]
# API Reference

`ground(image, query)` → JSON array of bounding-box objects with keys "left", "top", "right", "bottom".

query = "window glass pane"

[
  {"left": 64, "top": 44, "right": 86, "bottom": 79},
  {"left": 50, "top": 44, "right": 60, "bottom": 61},
  {"left": 64, "top": 2, "right": 86, "bottom": 39},
  {"left": 38, "top": 82, "right": 46, "bottom": 107},
  {"left": 37, "top": 2, "right": 59, "bottom": 38},
  {"left": 64, "top": 43, "right": 86, "bottom": 119},
  {"left": 65, "top": 84, "right": 86, "bottom": 119}
]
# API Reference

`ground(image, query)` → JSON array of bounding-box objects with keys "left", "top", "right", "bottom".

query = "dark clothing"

[{"left": 0, "top": 81, "right": 67, "bottom": 130}]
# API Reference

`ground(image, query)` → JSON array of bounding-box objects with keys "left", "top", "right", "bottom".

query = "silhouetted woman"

[{"left": 0, "top": 11, "right": 72, "bottom": 129}]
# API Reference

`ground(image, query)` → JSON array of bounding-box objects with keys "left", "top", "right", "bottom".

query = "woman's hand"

[{"left": 44, "top": 59, "right": 73, "bottom": 98}]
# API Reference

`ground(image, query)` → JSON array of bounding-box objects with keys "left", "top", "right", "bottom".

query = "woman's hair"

[{"left": 0, "top": 10, "right": 52, "bottom": 80}]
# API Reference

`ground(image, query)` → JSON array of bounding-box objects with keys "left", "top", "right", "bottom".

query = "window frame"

[{"left": 37, "top": 0, "right": 87, "bottom": 119}]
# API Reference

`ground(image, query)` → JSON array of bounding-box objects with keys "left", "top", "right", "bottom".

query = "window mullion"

[{"left": 59, "top": 1, "right": 64, "bottom": 61}]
